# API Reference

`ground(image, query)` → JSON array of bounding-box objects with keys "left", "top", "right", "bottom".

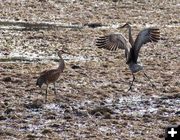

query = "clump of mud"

[{"left": 0, "top": 0, "right": 179, "bottom": 139}]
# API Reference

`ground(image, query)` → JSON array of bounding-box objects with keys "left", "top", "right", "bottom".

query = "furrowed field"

[{"left": 0, "top": 0, "right": 179, "bottom": 139}]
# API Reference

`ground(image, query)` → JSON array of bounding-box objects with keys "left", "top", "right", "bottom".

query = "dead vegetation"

[{"left": 0, "top": 0, "right": 179, "bottom": 139}]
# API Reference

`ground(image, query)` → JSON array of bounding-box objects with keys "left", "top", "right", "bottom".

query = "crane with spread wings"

[{"left": 96, "top": 22, "right": 160, "bottom": 91}]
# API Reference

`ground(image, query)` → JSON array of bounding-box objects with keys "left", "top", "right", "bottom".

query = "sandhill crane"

[
  {"left": 36, "top": 50, "right": 66, "bottom": 101},
  {"left": 96, "top": 22, "right": 160, "bottom": 91}
]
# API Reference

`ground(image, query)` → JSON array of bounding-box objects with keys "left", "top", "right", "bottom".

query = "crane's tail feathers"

[
  {"left": 149, "top": 28, "right": 160, "bottom": 42},
  {"left": 36, "top": 77, "right": 45, "bottom": 88}
]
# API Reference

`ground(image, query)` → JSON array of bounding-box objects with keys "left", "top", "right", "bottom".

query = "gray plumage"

[
  {"left": 96, "top": 34, "right": 130, "bottom": 60},
  {"left": 96, "top": 22, "right": 160, "bottom": 91}
]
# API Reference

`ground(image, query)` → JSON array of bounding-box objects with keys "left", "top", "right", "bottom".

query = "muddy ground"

[{"left": 0, "top": 0, "right": 180, "bottom": 139}]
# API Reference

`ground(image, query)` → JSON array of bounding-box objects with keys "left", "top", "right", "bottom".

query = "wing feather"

[
  {"left": 97, "top": 34, "right": 130, "bottom": 52},
  {"left": 96, "top": 34, "right": 130, "bottom": 59},
  {"left": 129, "top": 28, "right": 160, "bottom": 63}
]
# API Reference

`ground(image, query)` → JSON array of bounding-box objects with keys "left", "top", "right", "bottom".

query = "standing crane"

[
  {"left": 36, "top": 50, "right": 66, "bottom": 102},
  {"left": 96, "top": 22, "right": 160, "bottom": 91}
]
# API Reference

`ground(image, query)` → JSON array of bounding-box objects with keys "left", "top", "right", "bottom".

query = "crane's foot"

[
  {"left": 143, "top": 72, "right": 157, "bottom": 90},
  {"left": 127, "top": 85, "right": 133, "bottom": 92},
  {"left": 150, "top": 83, "right": 157, "bottom": 90},
  {"left": 44, "top": 93, "right": 48, "bottom": 103},
  {"left": 43, "top": 94, "right": 47, "bottom": 103},
  {"left": 151, "top": 83, "right": 156, "bottom": 88},
  {"left": 126, "top": 73, "right": 135, "bottom": 92}
]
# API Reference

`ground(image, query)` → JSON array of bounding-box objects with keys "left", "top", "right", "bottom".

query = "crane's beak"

[
  {"left": 119, "top": 22, "right": 131, "bottom": 28},
  {"left": 61, "top": 50, "right": 71, "bottom": 55}
]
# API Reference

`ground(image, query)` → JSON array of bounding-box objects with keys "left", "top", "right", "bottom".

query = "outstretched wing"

[
  {"left": 128, "top": 28, "right": 160, "bottom": 63},
  {"left": 96, "top": 34, "right": 130, "bottom": 59},
  {"left": 96, "top": 34, "right": 128, "bottom": 51}
]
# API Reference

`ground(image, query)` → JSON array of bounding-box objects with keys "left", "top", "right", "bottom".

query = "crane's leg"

[
  {"left": 39, "top": 88, "right": 43, "bottom": 100},
  {"left": 45, "top": 85, "right": 48, "bottom": 103},
  {"left": 40, "top": 88, "right": 43, "bottom": 95},
  {"left": 53, "top": 82, "right": 57, "bottom": 97},
  {"left": 143, "top": 72, "right": 156, "bottom": 89},
  {"left": 127, "top": 73, "right": 135, "bottom": 92}
]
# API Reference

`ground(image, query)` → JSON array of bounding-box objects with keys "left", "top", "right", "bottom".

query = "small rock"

[
  {"left": 42, "top": 129, "right": 52, "bottom": 134},
  {"left": 75, "top": 110, "right": 88, "bottom": 117},
  {"left": 94, "top": 112, "right": 102, "bottom": 117},
  {"left": 175, "top": 111, "right": 180, "bottom": 115},
  {"left": 104, "top": 112, "right": 112, "bottom": 119},
  {"left": 64, "top": 114, "right": 72, "bottom": 120},
  {"left": 0, "top": 115, "right": 6, "bottom": 121},
  {"left": 2, "top": 77, "right": 12, "bottom": 82},
  {"left": 46, "top": 115, "right": 56, "bottom": 120},
  {"left": 102, "top": 64, "right": 108, "bottom": 68},
  {"left": 24, "top": 99, "right": 43, "bottom": 109},
  {"left": 64, "top": 108, "right": 71, "bottom": 113},
  {"left": 4, "top": 108, "right": 14, "bottom": 114},
  {"left": 49, "top": 124, "right": 60, "bottom": 128},
  {"left": 159, "top": 134, "right": 164, "bottom": 138},
  {"left": 89, "top": 107, "right": 114, "bottom": 115},
  {"left": 4, "top": 101, "right": 8, "bottom": 106},
  {"left": 26, "top": 134, "right": 38, "bottom": 139},
  {"left": 71, "top": 64, "right": 81, "bottom": 69},
  {"left": 84, "top": 23, "right": 103, "bottom": 28}
]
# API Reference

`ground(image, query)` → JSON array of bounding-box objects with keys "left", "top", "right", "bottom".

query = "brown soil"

[{"left": 0, "top": 0, "right": 179, "bottom": 139}]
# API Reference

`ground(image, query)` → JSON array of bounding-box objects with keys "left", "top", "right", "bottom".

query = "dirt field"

[{"left": 0, "top": 0, "right": 179, "bottom": 139}]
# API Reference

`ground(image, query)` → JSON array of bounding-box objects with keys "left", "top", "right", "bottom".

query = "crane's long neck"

[
  {"left": 58, "top": 55, "right": 65, "bottom": 72},
  {"left": 128, "top": 26, "right": 134, "bottom": 46}
]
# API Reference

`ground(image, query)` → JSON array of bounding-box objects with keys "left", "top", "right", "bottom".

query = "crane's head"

[
  {"left": 57, "top": 49, "right": 70, "bottom": 57},
  {"left": 119, "top": 22, "right": 131, "bottom": 29}
]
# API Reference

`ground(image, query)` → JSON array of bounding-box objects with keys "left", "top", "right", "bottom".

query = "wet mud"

[{"left": 0, "top": 0, "right": 180, "bottom": 139}]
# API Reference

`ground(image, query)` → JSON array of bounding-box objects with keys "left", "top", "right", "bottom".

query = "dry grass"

[{"left": 0, "top": 0, "right": 179, "bottom": 139}]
